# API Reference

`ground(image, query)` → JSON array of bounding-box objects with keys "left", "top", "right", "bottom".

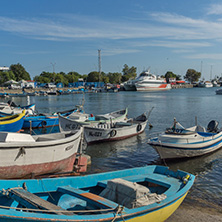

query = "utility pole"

[
  {"left": 98, "top": 49, "right": 101, "bottom": 87},
  {"left": 51, "top": 62, "right": 56, "bottom": 83}
]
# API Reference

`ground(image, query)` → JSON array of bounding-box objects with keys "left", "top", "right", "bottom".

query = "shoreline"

[{"left": 166, "top": 193, "right": 222, "bottom": 221}]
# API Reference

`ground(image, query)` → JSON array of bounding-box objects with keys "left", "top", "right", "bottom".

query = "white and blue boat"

[
  {"left": 0, "top": 101, "right": 35, "bottom": 116},
  {"left": 148, "top": 118, "right": 222, "bottom": 159},
  {"left": 23, "top": 108, "right": 84, "bottom": 129},
  {"left": 0, "top": 165, "right": 194, "bottom": 221}
]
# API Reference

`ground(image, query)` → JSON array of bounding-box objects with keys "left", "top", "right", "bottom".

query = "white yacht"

[
  {"left": 134, "top": 71, "right": 171, "bottom": 91},
  {"left": 198, "top": 81, "right": 213, "bottom": 88}
]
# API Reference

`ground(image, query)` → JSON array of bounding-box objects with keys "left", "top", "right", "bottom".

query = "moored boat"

[
  {"left": 215, "top": 87, "right": 222, "bottom": 95},
  {"left": 134, "top": 71, "right": 171, "bottom": 91},
  {"left": 0, "top": 128, "right": 82, "bottom": 179},
  {"left": 0, "top": 110, "right": 26, "bottom": 132},
  {"left": 148, "top": 118, "right": 222, "bottom": 159},
  {"left": 0, "top": 165, "right": 195, "bottom": 221},
  {"left": 23, "top": 107, "right": 84, "bottom": 129},
  {"left": 60, "top": 113, "right": 148, "bottom": 144},
  {"left": 59, "top": 108, "right": 128, "bottom": 128},
  {"left": 0, "top": 101, "right": 35, "bottom": 116}
]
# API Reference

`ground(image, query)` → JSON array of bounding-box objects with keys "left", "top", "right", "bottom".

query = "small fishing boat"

[
  {"left": 0, "top": 101, "right": 35, "bottom": 116},
  {"left": 0, "top": 127, "right": 82, "bottom": 179},
  {"left": 216, "top": 87, "right": 222, "bottom": 95},
  {"left": 148, "top": 118, "right": 222, "bottom": 159},
  {"left": 59, "top": 108, "right": 128, "bottom": 129},
  {"left": 23, "top": 107, "right": 84, "bottom": 129},
  {"left": 0, "top": 110, "right": 26, "bottom": 132},
  {"left": 60, "top": 113, "right": 148, "bottom": 144},
  {"left": 0, "top": 165, "right": 195, "bottom": 221}
]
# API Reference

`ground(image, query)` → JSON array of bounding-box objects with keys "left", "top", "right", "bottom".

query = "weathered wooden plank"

[{"left": 8, "top": 188, "right": 72, "bottom": 215}]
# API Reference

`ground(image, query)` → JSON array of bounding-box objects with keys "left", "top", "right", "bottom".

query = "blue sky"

[{"left": 1, "top": 0, "right": 222, "bottom": 80}]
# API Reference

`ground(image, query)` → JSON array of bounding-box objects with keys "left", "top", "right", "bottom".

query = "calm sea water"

[{"left": 4, "top": 87, "right": 222, "bottom": 207}]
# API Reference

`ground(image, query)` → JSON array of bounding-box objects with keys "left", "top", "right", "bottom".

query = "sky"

[{"left": 1, "top": 0, "right": 222, "bottom": 80}]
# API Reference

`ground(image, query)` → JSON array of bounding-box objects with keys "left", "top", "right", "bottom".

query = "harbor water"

[{"left": 4, "top": 87, "right": 222, "bottom": 208}]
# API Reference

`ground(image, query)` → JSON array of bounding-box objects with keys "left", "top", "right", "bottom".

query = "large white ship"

[{"left": 134, "top": 71, "right": 171, "bottom": 91}]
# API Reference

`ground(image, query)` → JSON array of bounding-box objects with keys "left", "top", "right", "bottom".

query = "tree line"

[{"left": 0, "top": 63, "right": 202, "bottom": 86}]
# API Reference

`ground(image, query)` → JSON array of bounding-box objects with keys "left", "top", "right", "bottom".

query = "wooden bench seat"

[
  {"left": 8, "top": 188, "right": 71, "bottom": 215},
  {"left": 57, "top": 186, "right": 118, "bottom": 209}
]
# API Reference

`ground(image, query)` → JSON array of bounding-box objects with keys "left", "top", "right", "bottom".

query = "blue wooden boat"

[
  {"left": 0, "top": 165, "right": 195, "bottom": 221},
  {"left": 23, "top": 108, "right": 83, "bottom": 129},
  {"left": 0, "top": 110, "right": 25, "bottom": 132}
]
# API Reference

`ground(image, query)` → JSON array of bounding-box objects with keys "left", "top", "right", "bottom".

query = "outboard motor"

[{"left": 207, "top": 120, "right": 219, "bottom": 132}]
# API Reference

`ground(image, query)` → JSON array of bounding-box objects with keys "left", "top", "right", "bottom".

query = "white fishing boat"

[
  {"left": 198, "top": 81, "right": 213, "bottom": 88},
  {"left": 134, "top": 71, "right": 171, "bottom": 91},
  {"left": 59, "top": 108, "right": 128, "bottom": 129},
  {"left": 60, "top": 113, "right": 148, "bottom": 144},
  {"left": 0, "top": 101, "right": 35, "bottom": 116},
  {"left": 0, "top": 128, "right": 82, "bottom": 179},
  {"left": 148, "top": 118, "right": 222, "bottom": 159}
]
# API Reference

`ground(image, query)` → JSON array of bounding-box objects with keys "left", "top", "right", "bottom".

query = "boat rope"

[{"left": 111, "top": 205, "right": 125, "bottom": 222}]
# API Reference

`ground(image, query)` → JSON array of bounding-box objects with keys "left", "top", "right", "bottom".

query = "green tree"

[
  {"left": 38, "top": 72, "right": 54, "bottom": 82},
  {"left": 34, "top": 75, "right": 50, "bottom": 83},
  {"left": 184, "top": 69, "right": 201, "bottom": 83},
  {"left": 101, "top": 73, "right": 109, "bottom": 83},
  {"left": 0, "top": 71, "right": 16, "bottom": 85},
  {"left": 121, "top": 64, "right": 137, "bottom": 82},
  {"left": 55, "top": 73, "right": 68, "bottom": 85},
  {"left": 87, "top": 71, "right": 100, "bottom": 82},
  {"left": 107, "top": 72, "right": 122, "bottom": 84},
  {"left": 66, "top": 71, "right": 81, "bottom": 83},
  {"left": 164, "top": 71, "right": 181, "bottom": 83},
  {"left": 10, "top": 63, "right": 31, "bottom": 81}
]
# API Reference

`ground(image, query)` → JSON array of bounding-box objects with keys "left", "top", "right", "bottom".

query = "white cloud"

[
  {"left": 1, "top": 8, "right": 222, "bottom": 55},
  {"left": 0, "top": 13, "right": 217, "bottom": 41},
  {"left": 185, "top": 53, "right": 222, "bottom": 60},
  {"left": 207, "top": 4, "right": 222, "bottom": 15},
  {"left": 132, "top": 40, "right": 212, "bottom": 48}
]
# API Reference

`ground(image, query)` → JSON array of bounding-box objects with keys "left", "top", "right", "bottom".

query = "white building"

[{"left": 0, "top": 67, "right": 10, "bottom": 71}]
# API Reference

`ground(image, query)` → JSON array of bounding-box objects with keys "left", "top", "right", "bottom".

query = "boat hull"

[
  {"left": 0, "top": 130, "right": 82, "bottom": 178},
  {"left": 84, "top": 120, "right": 147, "bottom": 144},
  {"left": 0, "top": 111, "right": 25, "bottom": 132},
  {"left": 23, "top": 115, "right": 59, "bottom": 129},
  {"left": 149, "top": 131, "right": 222, "bottom": 159},
  {"left": 23, "top": 108, "right": 80, "bottom": 129},
  {"left": 123, "top": 83, "right": 136, "bottom": 91},
  {"left": 135, "top": 83, "right": 171, "bottom": 91}
]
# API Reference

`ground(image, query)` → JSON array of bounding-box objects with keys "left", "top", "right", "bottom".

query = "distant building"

[
  {"left": 20, "top": 80, "right": 37, "bottom": 88},
  {"left": 0, "top": 67, "right": 10, "bottom": 71}
]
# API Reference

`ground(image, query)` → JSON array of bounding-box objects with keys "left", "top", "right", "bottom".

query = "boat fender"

[
  {"left": 137, "top": 124, "right": 142, "bottom": 132},
  {"left": 41, "top": 120, "right": 47, "bottom": 128},
  {"left": 110, "top": 129, "right": 117, "bottom": 137}
]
